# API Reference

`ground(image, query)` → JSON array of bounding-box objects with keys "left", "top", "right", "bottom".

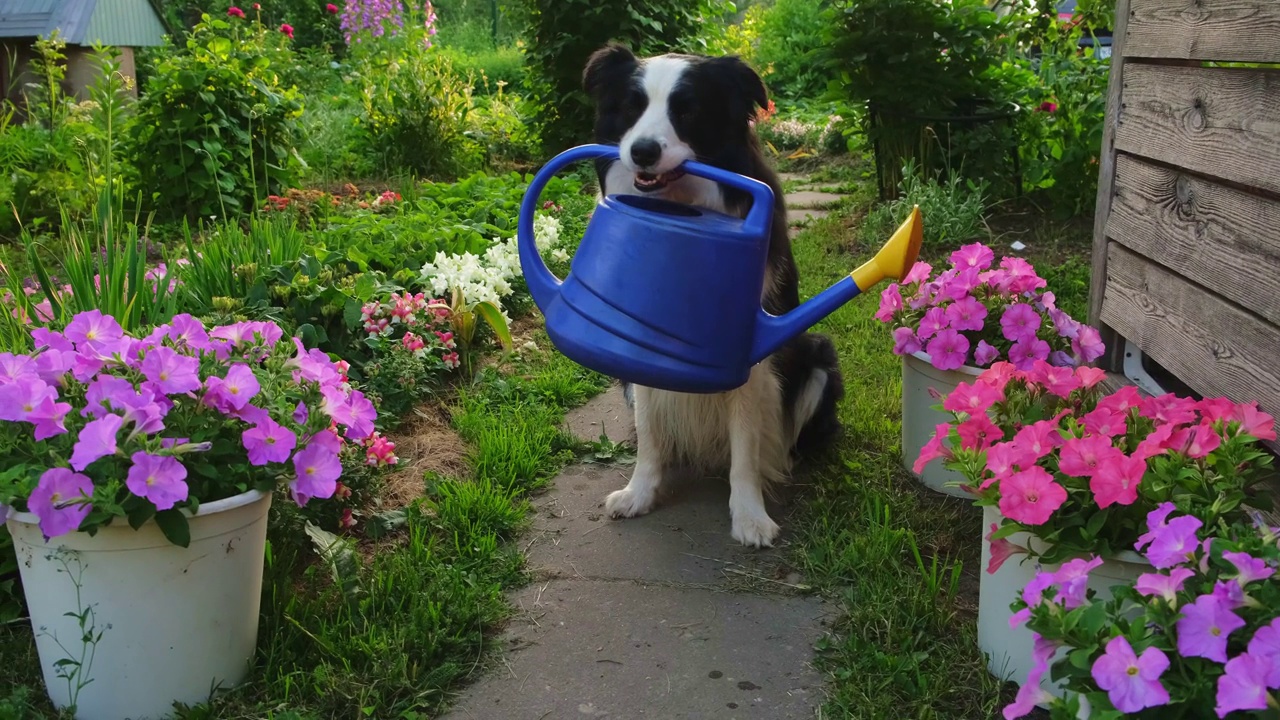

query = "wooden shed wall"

[{"left": 1088, "top": 0, "right": 1280, "bottom": 449}]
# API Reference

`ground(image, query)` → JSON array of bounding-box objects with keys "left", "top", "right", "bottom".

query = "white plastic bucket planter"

[
  {"left": 901, "top": 350, "right": 983, "bottom": 498},
  {"left": 7, "top": 489, "right": 272, "bottom": 720},
  {"left": 977, "top": 506, "right": 1149, "bottom": 703}
]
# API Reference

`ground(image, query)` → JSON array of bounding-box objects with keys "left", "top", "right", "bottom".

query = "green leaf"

[
  {"left": 364, "top": 509, "right": 409, "bottom": 539},
  {"left": 473, "top": 301, "right": 513, "bottom": 351},
  {"left": 304, "top": 522, "right": 364, "bottom": 605},
  {"left": 154, "top": 510, "right": 191, "bottom": 548},
  {"left": 127, "top": 504, "right": 157, "bottom": 530}
]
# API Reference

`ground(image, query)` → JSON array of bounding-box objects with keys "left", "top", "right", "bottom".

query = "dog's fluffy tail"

[{"left": 790, "top": 332, "right": 845, "bottom": 454}]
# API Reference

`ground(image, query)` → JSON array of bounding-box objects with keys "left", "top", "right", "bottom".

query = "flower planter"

[
  {"left": 7, "top": 489, "right": 272, "bottom": 720},
  {"left": 901, "top": 350, "right": 983, "bottom": 498},
  {"left": 977, "top": 506, "right": 1149, "bottom": 702}
]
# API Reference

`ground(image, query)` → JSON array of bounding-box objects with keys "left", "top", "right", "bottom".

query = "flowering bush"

[
  {"left": 1004, "top": 508, "right": 1280, "bottom": 719},
  {"left": 878, "top": 243, "right": 1104, "bottom": 371},
  {"left": 417, "top": 210, "right": 564, "bottom": 311},
  {"left": 920, "top": 361, "right": 1276, "bottom": 565},
  {"left": 357, "top": 290, "right": 458, "bottom": 417},
  {"left": 0, "top": 311, "right": 378, "bottom": 546}
]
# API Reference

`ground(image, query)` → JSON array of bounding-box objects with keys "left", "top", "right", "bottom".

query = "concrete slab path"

[{"left": 442, "top": 385, "right": 834, "bottom": 720}]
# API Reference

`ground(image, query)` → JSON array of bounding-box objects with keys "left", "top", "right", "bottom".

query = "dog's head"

[{"left": 582, "top": 43, "right": 769, "bottom": 194}]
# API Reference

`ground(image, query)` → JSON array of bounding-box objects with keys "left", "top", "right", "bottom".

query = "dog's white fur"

[{"left": 598, "top": 55, "right": 829, "bottom": 548}]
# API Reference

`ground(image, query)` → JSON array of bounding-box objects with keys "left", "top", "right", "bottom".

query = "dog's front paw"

[
  {"left": 605, "top": 486, "right": 656, "bottom": 519},
  {"left": 730, "top": 509, "right": 781, "bottom": 548}
]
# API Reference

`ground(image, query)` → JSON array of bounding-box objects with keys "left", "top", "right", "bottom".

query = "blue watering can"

[{"left": 517, "top": 144, "right": 923, "bottom": 394}]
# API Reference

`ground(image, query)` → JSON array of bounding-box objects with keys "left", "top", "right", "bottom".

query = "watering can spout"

[{"left": 749, "top": 206, "right": 923, "bottom": 363}]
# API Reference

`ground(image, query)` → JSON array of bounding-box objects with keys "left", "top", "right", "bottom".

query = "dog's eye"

[{"left": 626, "top": 88, "right": 647, "bottom": 111}]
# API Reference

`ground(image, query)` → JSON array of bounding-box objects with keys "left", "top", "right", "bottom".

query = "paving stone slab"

[
  {"left": 788, "top": 208, "right": 831, "bottom": 226},
  {"left": 784, "top": 190, "right": 845, "bottom": 210},
  {"left": 564, "top": 384, "right": 637, "bottom": 446},
  {"left": 440, "top": 580, "right": 829, "bottom": 720}
]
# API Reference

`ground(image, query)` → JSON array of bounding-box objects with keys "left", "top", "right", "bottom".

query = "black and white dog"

[{"left": 581, "top": 44, "right": 845, "bottom": 547}]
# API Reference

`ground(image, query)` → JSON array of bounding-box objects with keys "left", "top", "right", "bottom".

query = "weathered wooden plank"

[
  {"left": 1105, "top": 154, "right": 1280, "bottom": 326},
  {"left": 1099, "top": 244, "right": 1280, "bottom": 429},
  {"left": 1088, "top": 0, "right": 1132, "bottom": 374},
  {"left": 1115, "top": 64, "right": 1280, "bottom": 196},
  {"left": 1126, "top": 0, "right": 1280, "bottom": 63}
]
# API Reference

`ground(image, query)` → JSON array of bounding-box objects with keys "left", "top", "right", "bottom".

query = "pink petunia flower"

[
  {"left": 973, "top": 340, "right": 998, "bottom": 367},
  {"left": 125, "top": 452, "right": 189, "bottom": 511},
  {"left": 1246, "top": 619, "right": 1280, "bottom": 687},
  {"left": 876, "top": 284, "right": 903, "bottom": 322},
  {"left": 913, "top": 423, "right": 953, "bottom": 473},
  {"left": 1135, "top": 568, "right": 1195, "bottom": 606},
  {"left": 985, "top": 522, "right": 1028, "bottom": 574},
  {"left": 925, "top": 329, "right": 969, "bottom": 371},
  {"left": 957, "top": 413, "right": 1002, "bottom": 450},
  {"left": 942, "top": 381, "right": 1004, "bottom": 415},
  {"left": 1011, "top": 417, "right": 1064, "bottom": 461},
  {"left": 1167, "top": 423, "right": 1222, "bottom": 458},
  {"left": 1075, "top": 365, "right": 1107, "bottom": 388},
  {"left": 1000, "top": 304, "right": 1042, "bottom": 344},
  {"left": 999, "top": 466, "right": 1067, "bottom": 525},
  {"left": 891, "top": 327, "right": 922, "bottom": 355},
  {"left": 1097, "top": 385, "right": 1142, "bottom": 415},
  {"left": 1140, "top": 393, "right": 1199, "bottom": 426},
  {"left": 140, "top": 346, "right": 201, "bottom": 395},
  {"left": 1091, "top": 636, "right": 1171, "bottom": 713},
  {"left": 918, "top": 307, "right": 949, "bottom": 341},
  {"left": 1177, "top": 593, "right": 1246, "bottom": 663},
  {"left": 242, "top": 418, "right": 298, "bottom": 466},
  {"left": 1089, "top": 452, "right": 1146, "bottom": 508},
  {"left": 1002, "top": 633, "right": 1058, "bottom": 719},
  {"left": 1231, "top": 401, "right": 1277, "bottom": 441},
  {"left": 1072, "top": 325, "right": 1105, "bottom": 363},
  {"left": 1059, "top": 436, "right": 1121, "bottom": 478},
  {"left": 903, "top": 261, "right": 932, "bottom": 285},
  {"left": 1007, "top": 338, "right": 1050, "bottom": 370},
  {"left": 1038, "top": 363, "right": 1081, "bottom": 398},
  {"left": 1197, "top": 396, "right": 1236, "bottom": 424},
  {"left": 945, "top": 296, "right": 987, "bottom": 332},
  {"left": 1216, "top": 653, "right": 1272, "bottom": 718},
  {"left": 950, "top": 242, "right": 994, "bottom": 271},
  {"left": 28, "top": 467, "right": 94, "bottom": 538},
  {"left": 985, "top": 441, "right": 1036, "bottom": 480}
]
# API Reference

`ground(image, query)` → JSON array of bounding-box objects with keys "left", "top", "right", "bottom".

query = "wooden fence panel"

[
  {"left": 1126, "top": 0, "right": 1280, "bottom": 63},
  {"left": 1099, "top": 243, "right": 1280, "bottom": 417},
  {"left": 1115, "top": 63, "right": 1280, "bottom": 195},
  {"left": 1105, "top": 154, "right": 1280, "bottom": 326}
]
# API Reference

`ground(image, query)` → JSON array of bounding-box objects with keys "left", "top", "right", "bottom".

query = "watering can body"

[{"left": 517, "top": 144, "right": 922, "bottom": 394}]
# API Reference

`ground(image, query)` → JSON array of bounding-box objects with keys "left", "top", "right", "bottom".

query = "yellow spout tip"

[{"left": 850, "top": 205, "right": 924, "bottom": 292}]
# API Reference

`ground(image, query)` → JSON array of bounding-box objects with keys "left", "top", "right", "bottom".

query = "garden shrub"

[
  {"left": 860, "top": 159, "right": 989, "bottom": 251},
  {"left": 468, "top": 89, "right": 541, "bottom": 166},
  {"left": 130, "top": 14, "right": 305, "bottom": 221},
  {"left": 516, "top": 0, "right": 736, "bottom": 153},
  {"left": 440, "top": 44, "right": 526, "bottom": 94},
  {"left": 355, "top": 27, "right": 483, "bottom": 179},
  {"left": 753, "top": 0, "right": 828, "bottom": 100}
]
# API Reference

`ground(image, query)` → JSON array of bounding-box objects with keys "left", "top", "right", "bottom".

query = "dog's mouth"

[{"left": 633, "top": 169, "right": 686, "bottom": 192}]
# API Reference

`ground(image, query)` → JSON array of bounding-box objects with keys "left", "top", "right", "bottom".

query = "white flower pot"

[
  {"left": 901, "top": 350, "right": 983, "bottom": 498},
  {"left": 7, "top": 489, "right": 272, "bottom": 720},
  {"left": 977, "top": 506, "right": 1150, "bottom": 703}
]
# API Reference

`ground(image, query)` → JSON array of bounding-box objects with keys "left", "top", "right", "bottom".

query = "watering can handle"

[
  {"left": 678, "top": 160, "right": 776, "bottom": 238},
  {"left": 518, "top": 144, "right": 623, "bottom": 311}
]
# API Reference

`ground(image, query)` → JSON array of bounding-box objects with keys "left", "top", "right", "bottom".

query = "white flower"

[
  {"left": 551, "top": 248, "right": 570, "bottom": 263},
  {"left": 532, "top": 213, "right": 561, "bottom": 250}
]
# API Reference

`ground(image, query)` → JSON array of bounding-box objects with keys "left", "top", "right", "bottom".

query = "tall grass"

[{"left": 179, "top": 215, "right": 308, "bottom": 312}]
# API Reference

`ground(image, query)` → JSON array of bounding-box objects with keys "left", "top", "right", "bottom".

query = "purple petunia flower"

[
  {"left": 291, "top": 441, "right": 342, "bottom": 506},
  {"left": 926, "top": 329, "right": 970, "bottom": 372},
  {"left": 1134, "top": 568, "right": 1195, "bottom": 605},
  {"left": 1053, "top": 556, "right": 1104, "bottom": 609},
  {"left": 0, "top": 377, "right": 57, "bottom": 423},
  {"left": 917, "top": 306, "right": 949, "bottom": 341},
  {"left": 1139, "top": 514, "right": 1203, "bottom": 569},
  {"left": 1222, "top": 551, "right": 1275, "bottom": 587},
  {"left": 242, "top": 418, "right": 298, "bottom": 466},
  {"left": 1177, "top": 592, "right": 1246, "bottom": 663},
  {"left": 29, "top": 397, "right": 72, "bottom": 440},
  {"left": 945, "top": 296, "right": 987, "bottom": 332},
  {"left": 974, "top": 340, "right": 998, "bottom": 366},
  {"left": 1246, "top": 619, "right": 1280, "bottom": 687},
  {"left": 1007, "top": 338, "right": 1050, "bottom": 370},
  {"left": 125, "top": 452, "right": 189, "bottom": 511},
  {"left": 70, "top": 414, "right": 124, "bottom": 471},
  {"left": 64, "top": 309, "right": 124, "bottom": 349},
  {"left": 140, "top": 346, "right": 201, "bottom": 395},
  {"left": 1091, "top": 636, "right": 1170, "bottom": 714},
  {"left": 167, "top": 313, "right": 211, "bottom": 351},
  {"left": 28, "top": 467, "right": 94, "bottom": 539},
  {"left": 1216, "top": 653, "right": 1271, "bottom": 718},
  {"left": 892, "top": 327, "right": 922, "bottom": 356}
]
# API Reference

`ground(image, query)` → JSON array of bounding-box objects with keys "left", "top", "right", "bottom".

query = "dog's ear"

[
  {"left": 583, "top": 43, "right": 638, "bottom": 99},
  {"left": 710, "top": 55, "right": 769, "bottom": 115}
]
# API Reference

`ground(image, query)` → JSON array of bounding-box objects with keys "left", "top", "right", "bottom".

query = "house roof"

[{"left": 0, "top": 0, "right": 167, "bottom": 46}]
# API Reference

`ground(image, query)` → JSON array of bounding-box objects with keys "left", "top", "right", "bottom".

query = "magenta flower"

[
  {"left": 1246, "top": 619, "right": 1280, "bottom": 687},
  {"left": 65, "top": 309, "right": 124, "bottom": 349},
  {"left": 1222, "top": 551, "right": 1274, "bottom": 587},
  {"left": 227, "top": 6, "right": 245, "bottom": 17},
  {"left": 0, "top": 352, "right": 35, "bottom": 382},
  {"left": 125, "top": 452, "right": 189, "bottom": 511},
  {"left": 1000, "top": 304, "right": 1041, "bottom": 343},
  {"left": 945, "top": 296, "right": 987, "bottom": 332},
  {"left": 1216, "top": 653, "right": 1272, "bottom": 718},
  {"left": 985, "top": 522, "right": 1028, "bottom": 574},
  {"left": 29, "top": 397, "right": 72, "bottom": 440},
  {"left": 1135, "top": 568, "right": 1195, "bottom": 605},
  {"left": 1038, "top": 364, "right": 1080, "bottom": 398},
  {"left": 1076, "top": 365, "right": 1107, "bottom": 389},
  {"left": 1007, "top": 338, "right": 1050, "bottom": 370},
  {"left": 70, "top": 413, "right": 124, "bottom": 471},
  {"left": 876, "top": 284, "right": 903, "bottom": 322},
  {"left": 1002, "top": 633, "right": 1057, "bottom": 718},
  {"left": 1089, "top": 452, "right": 1145, "bottom": 508},
  {"left": 31, "top": 327, "right": 74, "bottom": 353},
  {"left": 956, "top": 412, "right": 1001, "bottom": 450},
  {"left": 926, "top": 329, "right": 969, "bottom": 371},
  {"left": 344, "top": 390, "right": 377, "bottom": 440},
  {"left": 940, "top": 267, "right": 981, "bottom": 301},
  {"left": 1059, "top": 436, "right": 1121, "bottom": 478},
  {"left": 242, "top": 418, "right": 298, "bottom": 466},
  {"left": 1231, "top": 401, "right": 1277, "bottom": 441},
  {"left": 1198, "top": 396, "right": 1237, "bottom": 424},
  {"left": 1073, "top": 325, "right": 1105, "bottom": 363},
  {"left": 167, "top": 314, "right": 211, "bottom": 351},
  {"left": 891, "top": 327, "right": 922, "bottom": 355},
  {"left": 986, "top": 440, "right": 1035, "bottom": 479},
  {"left": 1213, "top": 579, "right": 1245, "bottom": 610},
  {"left": 1053, "top": 555, "right": 1104, "bottom": 608},
  {"left": 942, "top": 381, "right": 1004, "bottom": 415},
  {"left": 140, "top": 346, "right": 201, "bottom": 395},
  {"left": 28, "top": 467, "right": 95, "bottom": 539},
  {"left": 1139, "top": 393, "right": 1199, "bottom": 426},
  {"left": 1177, "top": 593, "right": 1246, "bottom": 662},
  {"left": 291, "top": 441, "right": 342, "bottom": 505},
  {"left": 913, "top": 423, "right": 953, "bottom": 473},
  {"left": 1011, "top": 417, "right": 1064, "bottom": 461},
  {"left": 974, "top": 340, "right": 998, "bottom": 366},
  {"left": 1091, "top": 636, "right": 1170, "bottom": 713},
  {"left": 950, "top": 242, "right": 994, "bottom": 271},
  {"left": 999, "top": 466, "right": 1066, "bottom": 526},
  {"left": 903, "top": 261, "right": 932, "bottom": 284},
  {"left": 917, "top": 306, "right": 949, "bottom": 341}
]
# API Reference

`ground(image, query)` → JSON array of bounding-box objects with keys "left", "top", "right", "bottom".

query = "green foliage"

[
  {"left": 131, "top": 14, "right": 305, "bottom": 221},
  {"left": 441, "top": 44, "right": 527, "bottom": 94},
  {"left": 516, "top": 0, "right": 736, "bottom": 153},
  {"left": 177, "top": 214, "right": 309, "bottom": 311},
  {"left": 753, "top": 0, "right": 828, "bottom": 100},
  {"left": 0, "top": 525, "right": 19, "bottom": 624},
  {"left": 861, "top": 159, "right": 988, "bottom": 250},
  {"left": 355, "top": 29, "right": 482, "bottom": 179},
  {"left": 467, "top": 88, "right": 541, "bottom": 167}
]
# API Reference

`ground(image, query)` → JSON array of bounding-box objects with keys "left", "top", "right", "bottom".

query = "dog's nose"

[{"left": 630, "top": 139, "right": 662, "bottom": 168}]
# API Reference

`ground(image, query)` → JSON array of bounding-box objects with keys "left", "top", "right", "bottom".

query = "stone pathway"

[
  {"left": 441, "top": 175, "right": 849, "bottom": 720},
  {"left": 780, "top": 173, "right": 844, "bottom": 226},
  {"left": 441, "top": 387, "right": 834, "bottom": 720}
]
